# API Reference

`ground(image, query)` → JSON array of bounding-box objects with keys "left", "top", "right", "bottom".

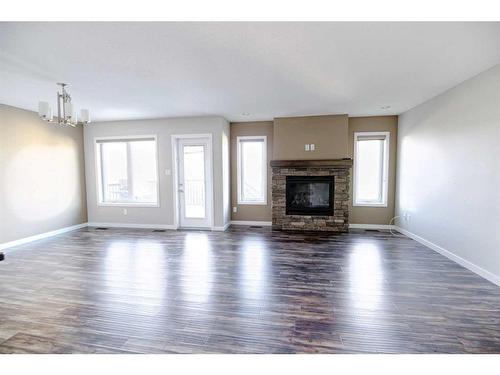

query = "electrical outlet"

[
  {"left": 305, "top": 144, "right": 310, "bottom": 151},
  {"left": 310, "top": 144, "right": 315, "bottom": 151},
  {"left": 123, "top": 208, "right": 128, "bottom": 216},
  {"left": 403, "top": 212, "right": 411, "bottom": 222},
  {"left": 233, "top": 207, "right": 237, "bottom": 213},
  {"left": 165, "top": 169, "right": 171, "bottom": 176}
]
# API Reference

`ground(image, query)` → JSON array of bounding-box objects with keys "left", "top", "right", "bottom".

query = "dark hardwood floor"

[{"left": 1, "top": 226, "right": 500, "bottom": 354}]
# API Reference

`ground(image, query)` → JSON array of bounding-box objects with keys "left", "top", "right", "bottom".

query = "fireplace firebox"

[{"left": 286, "top": 176, "right": 334, "bottom": 216}]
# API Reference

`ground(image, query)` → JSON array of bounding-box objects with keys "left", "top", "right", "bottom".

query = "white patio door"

[{"left": 177, "top": 137, "right": 212, "bottom": 229}]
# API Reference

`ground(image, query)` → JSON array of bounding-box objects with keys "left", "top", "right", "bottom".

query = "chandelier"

[{"left": 38, "top": 83, "right": 91, "bottom": 126}]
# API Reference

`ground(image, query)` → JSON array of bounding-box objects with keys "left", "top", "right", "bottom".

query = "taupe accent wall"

[
  {"left": 230, "top": 115, "right": 397, "bottom": 224},
  {"left": 0, "top": 104, "right": 87, "bottom": 244},
  {"left": 230, "top": 121, "right": 273, "bottom": 222},
  {"left": 348, "top": 116, "right": 398, "bottom": 225},
  {"left": 273, "top": 115, "right": 349, "bottom": 160}
]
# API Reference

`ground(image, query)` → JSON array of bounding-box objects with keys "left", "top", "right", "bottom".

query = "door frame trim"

[{"left": 171, "top": 134, "right": 214, "bottom": 230}]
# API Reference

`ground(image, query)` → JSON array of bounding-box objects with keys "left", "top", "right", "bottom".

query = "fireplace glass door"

[{"left": 286, "top": 176, "right": 334, "bottom": 216}]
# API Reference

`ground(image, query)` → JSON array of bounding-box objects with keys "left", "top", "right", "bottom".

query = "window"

[
  {"left": 237, "top": 136, "right": 267, "bottom": 205},
  {"left": 96, "top": 136, "right": 159, "bottom": 206},
  {"left": 353, "top": 131, "right": 390, "bottom": 207}
]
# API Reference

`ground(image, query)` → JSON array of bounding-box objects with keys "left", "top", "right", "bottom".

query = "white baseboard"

[
  {"left": 230, "top": 220, "right": 272, "bottom": 227},
  {"left": 212, "top": 222, "right": 231, "bottom": 232},
  {"left": 349, "top": 223, "right": 395, "bottom": 230},
  {"left": 87, "top": 222, "right": 178, "bottom": 230},
  {"left": 0, "top": 222, "right": 88, "bottom": 251},
  {"left": 88, "top": 222, "right": 233, "bottom": 232},
  {"left": 394, "top": 226, "right": 500, "bottom": 287}
]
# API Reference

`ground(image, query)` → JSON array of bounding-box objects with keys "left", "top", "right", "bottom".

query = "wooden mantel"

[{"left": 270, "top": 159, "right": 353, "bottom": 168}]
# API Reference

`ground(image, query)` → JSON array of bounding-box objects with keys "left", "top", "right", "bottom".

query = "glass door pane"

[{"left": 182, "top": 145, "right": 206, "bottom": 218}]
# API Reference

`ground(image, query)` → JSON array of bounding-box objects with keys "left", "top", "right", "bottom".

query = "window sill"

[
  {"left": 97, "top": 203, "right": 160, "bottom": 208},
  {"left": 237, "top": 201, "right": 268, "bottom": 206},
  {"left": 353, "top": 202, "right": 388, "bottom": 208}
]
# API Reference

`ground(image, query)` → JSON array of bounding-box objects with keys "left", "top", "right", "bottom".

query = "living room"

[{"left": 1, "top": 2, "right": 500, "bottom": 373}]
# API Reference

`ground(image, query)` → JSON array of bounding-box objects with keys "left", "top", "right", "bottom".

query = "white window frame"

[
  {"left": 237, "top": 135, "right": 267, "bottom": 205},
  {"left": 353, "top": 131, "right": 390, "bottom": 207},
  {"left": 94, "top": 135, "right": 160, "bottom": 207}
]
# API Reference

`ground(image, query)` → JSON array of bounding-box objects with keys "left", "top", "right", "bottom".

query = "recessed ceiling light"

[
  {"left": 381, "top": 106, "right": 391, "bottom": 110},
  {"left": 241, "top": 112, "right": 250, "bottom": 116}
]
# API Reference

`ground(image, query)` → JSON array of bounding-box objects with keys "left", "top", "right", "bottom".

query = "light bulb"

[
  {"left": 64, "top": 102, "right": 74, "bottom": 120},
  {"left": 80, "top": 109, "right": 90, "bottom": 124},
  {"left": 38, "top": 101, "right": 51, "bottom": 120}
]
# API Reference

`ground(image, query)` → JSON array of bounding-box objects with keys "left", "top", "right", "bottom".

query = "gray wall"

[
  {"left": 84, "top": 116, "right": 230, "bottom": 229},
  {"left": 0, "top": 104, "right": 87, "bottom": 244},
  {"left": 396, "top": 63, "right": 500, "bottom": 281}
]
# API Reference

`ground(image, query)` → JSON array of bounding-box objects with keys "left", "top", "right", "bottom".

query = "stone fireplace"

[{"left": 271, "top": 159, "right": 353, "bottom": 232}]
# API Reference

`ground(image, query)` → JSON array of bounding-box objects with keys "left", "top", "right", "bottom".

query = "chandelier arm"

[
  {"left": 57, "top": 91, "right": 62, "bottom": 124},
  {"left": 62, "top": 93, "right": 66, "bottom": 124}
]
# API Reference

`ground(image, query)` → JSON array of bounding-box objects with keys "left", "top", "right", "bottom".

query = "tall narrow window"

[
  {"left": 353, "top": 132, "right": 390, "bottom": 207},
  {"left": 237, "top": 136, "right": 267, "bottom": 205},
  {"left": 96, "top": 136, "right": 159, "bottom": 205}
]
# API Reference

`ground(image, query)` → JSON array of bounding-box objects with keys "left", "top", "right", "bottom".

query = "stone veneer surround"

[{"left": 271, "top": 159, "right": 353, "bottom": 232}]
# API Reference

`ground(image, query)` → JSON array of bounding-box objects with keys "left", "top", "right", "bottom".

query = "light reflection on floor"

[
  {"left": 133, "top": 240, "right": 167, "bottom": 299},
  {"left": 103, "top": 240, "right": 167, "bottom": 314},
  {"left": 345, "top": 241, "right": 399, "bottom": 351},
  {"left": 239, "top": 238, "right": 268, "bottom": 302},
  {"left": 181, "top": 232, "right": 213, "bottom": 303},
  {"left": 348, "top": 242, "right": 384, "bottom": 310}
]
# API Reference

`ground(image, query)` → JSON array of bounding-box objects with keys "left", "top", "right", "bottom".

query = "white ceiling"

[{"left": 1, "top": 22, "right": 500, "bottom": 122}]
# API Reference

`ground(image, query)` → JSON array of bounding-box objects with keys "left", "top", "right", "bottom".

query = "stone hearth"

[{"left": 271, "top": 159, "right": 353, "bottom": 232}]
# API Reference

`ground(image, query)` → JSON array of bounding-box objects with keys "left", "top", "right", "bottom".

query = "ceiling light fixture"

[{"left": 38, "top": 83, "right": 90, "bottom": 127}]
